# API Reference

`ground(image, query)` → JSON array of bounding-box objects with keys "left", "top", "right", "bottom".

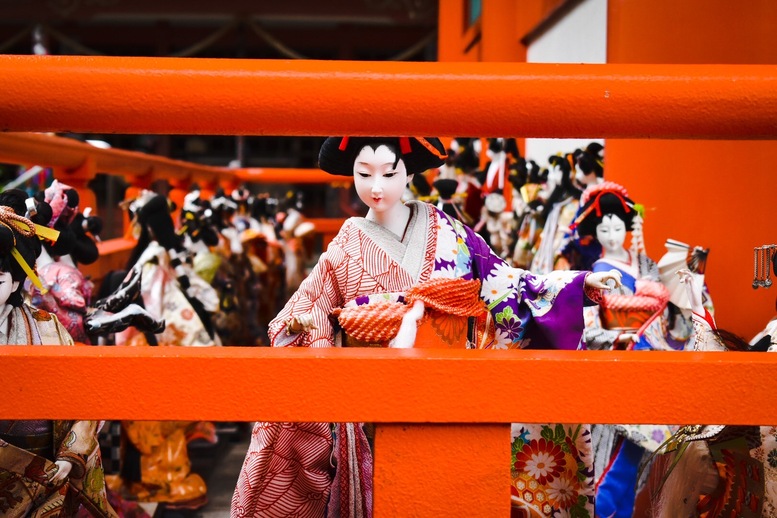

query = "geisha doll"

[
  {"left": 117, "top": 191, "right": 219, "bottom": 348},
  {"left": 573, "top": 181, "right": 671, "bottom": 352},
  {"left": 0, "top": 203, "right": 116, "bottom": 517},
  {"left": 647, "top": 268, "right": 776, "bottom": 518},
  {"left": 556, "top": 144, "right": 606, "bottom": 272},
  {"left": 572, "top": 182, "right": 678, "bottom": 517},
  {"left": 231, "top": 136, "right": 622, "bottom": 518},
  {"left": 530, "top": 153, "right": 583, "bottom": 275},
  {"left": 114, "top": 192, "right": 218, "bottom": 510},
  {"left": 21, "top": 182, "right": 99, "bottom": 344}
]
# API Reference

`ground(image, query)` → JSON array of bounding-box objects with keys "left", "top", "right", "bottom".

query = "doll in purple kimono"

[{"left": 232, "top": 136, "right": 623, "bottom": 518}]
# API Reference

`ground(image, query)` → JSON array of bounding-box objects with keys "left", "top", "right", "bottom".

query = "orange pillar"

[
  {"left": 605, "top": 0, "right": 777, "bottom": 339},
  {"left": 437, "top": 0, "right": 466, "bottom": 62},
  {"left": 374, "top": 423, "right": 509, "bottom": 516},
  {"left": 481, "top": 0, "right": 521, "bottom": 62}
]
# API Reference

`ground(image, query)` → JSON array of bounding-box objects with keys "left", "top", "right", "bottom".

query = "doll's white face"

[
  {"left": 0, "top": 271, "right": 19, "bottom": 308},
  {"left": 353, "top": 145, "right": 412, "bottom": 215},
  {"left": 574, "top": 163, "right": 598, "bottom": 188},
  {"left": 596, "top": 214, "right": 627, "bottom": 256},
  {"left": 547, "top": 163, "right": 563, "bottom": 191}
]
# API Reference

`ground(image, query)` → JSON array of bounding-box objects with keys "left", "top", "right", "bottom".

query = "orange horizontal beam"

[
  {"left": 0, "top": 132, "right": 224, "bottom": 183},
  {"left": 1, "top": 346, "right": 776, "bottom": 424},
  {"left": 0, "top": 132, "right": 347, "bottom": 185},
  {"left": 0, "top": 56, "right": 776, "bottom": 139},
  {"left": 238, "top": 167, "right": 352, "bottom": 185}
]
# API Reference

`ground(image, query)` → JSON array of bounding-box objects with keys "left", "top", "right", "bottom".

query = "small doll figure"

[
  {"left": 570, "top": 182, "right": 679, "bottom": 517},
  {"left": 179, "top": 185, "right": 221, "bottom": 285},
  {"left": 118, "top": 192, "right": 219, "bottom": 347},
  {"left": 22, "top": 182, "right": 99, "bottom": 344},
  {"left": 114, "top": 192, "right": 216, "bottom": 509},
  {"left": 573, "top": 182, "right": 670, "bottom": 351},
  {"left": 511, "top": 160, "right": 547, "bottom": 269},
  {"left": 232, "top": 136, "right": 622, "bottom": 518},
  {"left": 557, "top": 143, "right": 606, "bottom": 271},
  {"left": 0, "top": 203, "right": 116, "bottom": 517},
  {"left": 276, "top": 194, "right": 316, "bottom": 298},
  {"left": 530, "top": 153, "right": 583, "bottom": 274}
]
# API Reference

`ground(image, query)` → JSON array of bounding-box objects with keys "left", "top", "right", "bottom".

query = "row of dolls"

[
  {"left": 6, "top": 140, "right": 771, "bottom": 516},
  {"left": 406, "top": 137, "right": 606, "bottom": 273},
  {"left": 419, "top": 140, "right": 776, "bottom": 516},
  {"left": 406, "top": 140, "right": 695, "bottom": 516},
  {"left": 230, "top": 136, "right": 625, "bottom": 518},
  {"left": 107, "top": 183, "right": 318, "bottom": 348},
  {"left": 98, "top": 185, "right": 319, "bottom": 510},
  {"left": 410, "top": 139, "right": 709, "bottom": 353},
  {"left": 0, "top": 179, "right": 313, "bottom": 514}
]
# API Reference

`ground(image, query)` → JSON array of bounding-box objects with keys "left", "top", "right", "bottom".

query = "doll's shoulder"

[
  {"left": 23, "top": 304, "right": 75, "bottom": 345},
  {"left": 23, "top": 303, "right": 55, "bottom": 322}
]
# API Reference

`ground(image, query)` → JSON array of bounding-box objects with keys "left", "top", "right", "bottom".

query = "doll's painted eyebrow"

[{"left": 356, "top": 161, "right": 395, "bottom": 167}]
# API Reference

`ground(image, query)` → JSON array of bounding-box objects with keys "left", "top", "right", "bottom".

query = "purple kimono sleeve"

[{"left": 463, "top": 221, "right": 587, "bottom": 350}]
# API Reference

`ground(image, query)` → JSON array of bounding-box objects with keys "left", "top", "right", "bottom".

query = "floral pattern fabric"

[{"left": 511, "top": 424, "right": 595, "bottom": 517}]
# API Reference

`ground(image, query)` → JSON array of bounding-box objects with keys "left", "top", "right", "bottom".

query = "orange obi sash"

[{"left": 333, "top": 277, "right": 495, "bottom": 349}]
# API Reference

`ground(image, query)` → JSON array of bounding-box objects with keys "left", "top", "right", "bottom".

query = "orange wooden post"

[
  {"left": 60, "top": 155, "right": 98, "bottom": 213},
  {"left": 481, "top": 0, "right": 521, "bottom": 62},
  {"left": 374, "top": 423, "right": 509, "bottom": 516}
]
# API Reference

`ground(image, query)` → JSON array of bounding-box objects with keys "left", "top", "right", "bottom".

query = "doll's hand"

[
  {"left": 287, "top": 314, "right": 317, "bottom": 334},
  {"left": 617, "top": 333, "right": 639, "bottom": 344},
  {"left": 390, "top": 300, "right": 425, "bottom": 349},
  {"left": 677, "top": 269, "right": 705, "bottom": 315},
  {"left": 585, "top": 269, "right": 623, "bottom": 290},
  {"left": 49, "top": 460, "right": 72, "bottom": 486}
]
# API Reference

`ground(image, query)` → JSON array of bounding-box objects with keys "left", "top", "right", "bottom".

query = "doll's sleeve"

[
  {"left": 268, "top": 248, "right": 343, "bottom": 348},
  {"left": 690, "top": 310, "right": 726, "bottom": 352},
  {"left": 54, "top": 420, "right": 99, "bottom": 480},
  {"left": 462, "top": 216, "right": 587, "bottom": 350}
]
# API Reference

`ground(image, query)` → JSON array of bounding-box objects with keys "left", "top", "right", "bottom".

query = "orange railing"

[{"left": 1, "top": 56, "right": 777, "bottom": 516}]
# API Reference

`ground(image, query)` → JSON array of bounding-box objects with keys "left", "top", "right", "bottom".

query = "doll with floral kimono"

[
  {"left": 0, "top": 203, "right": 116, "bottom": 517},
  {"left": 232, "top": 136, "right": 623, "bottom": 518},
  {"left": 573, "top": 181, "right": 671, "bottom": 352}
]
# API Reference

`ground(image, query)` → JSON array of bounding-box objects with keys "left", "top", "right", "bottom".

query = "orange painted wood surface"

[
  {"left": 0, "top": 57, "right": 776, "bottom": 139},
  {"left": 604, "top": 0, "right": 777, "bottom": 340},
  {"left": 1, "top": 346, "right": 776, "bottom": 425},
  {"left": 374, "top": 423, "right": 510, "bottom": 516},
  {"left": 0, "top": 132, "right": 349, "bottom": 186}
]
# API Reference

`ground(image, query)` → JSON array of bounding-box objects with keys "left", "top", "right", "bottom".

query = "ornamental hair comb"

[{"left": 753, "top": 244, "right": 776, "bottom": 289}]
